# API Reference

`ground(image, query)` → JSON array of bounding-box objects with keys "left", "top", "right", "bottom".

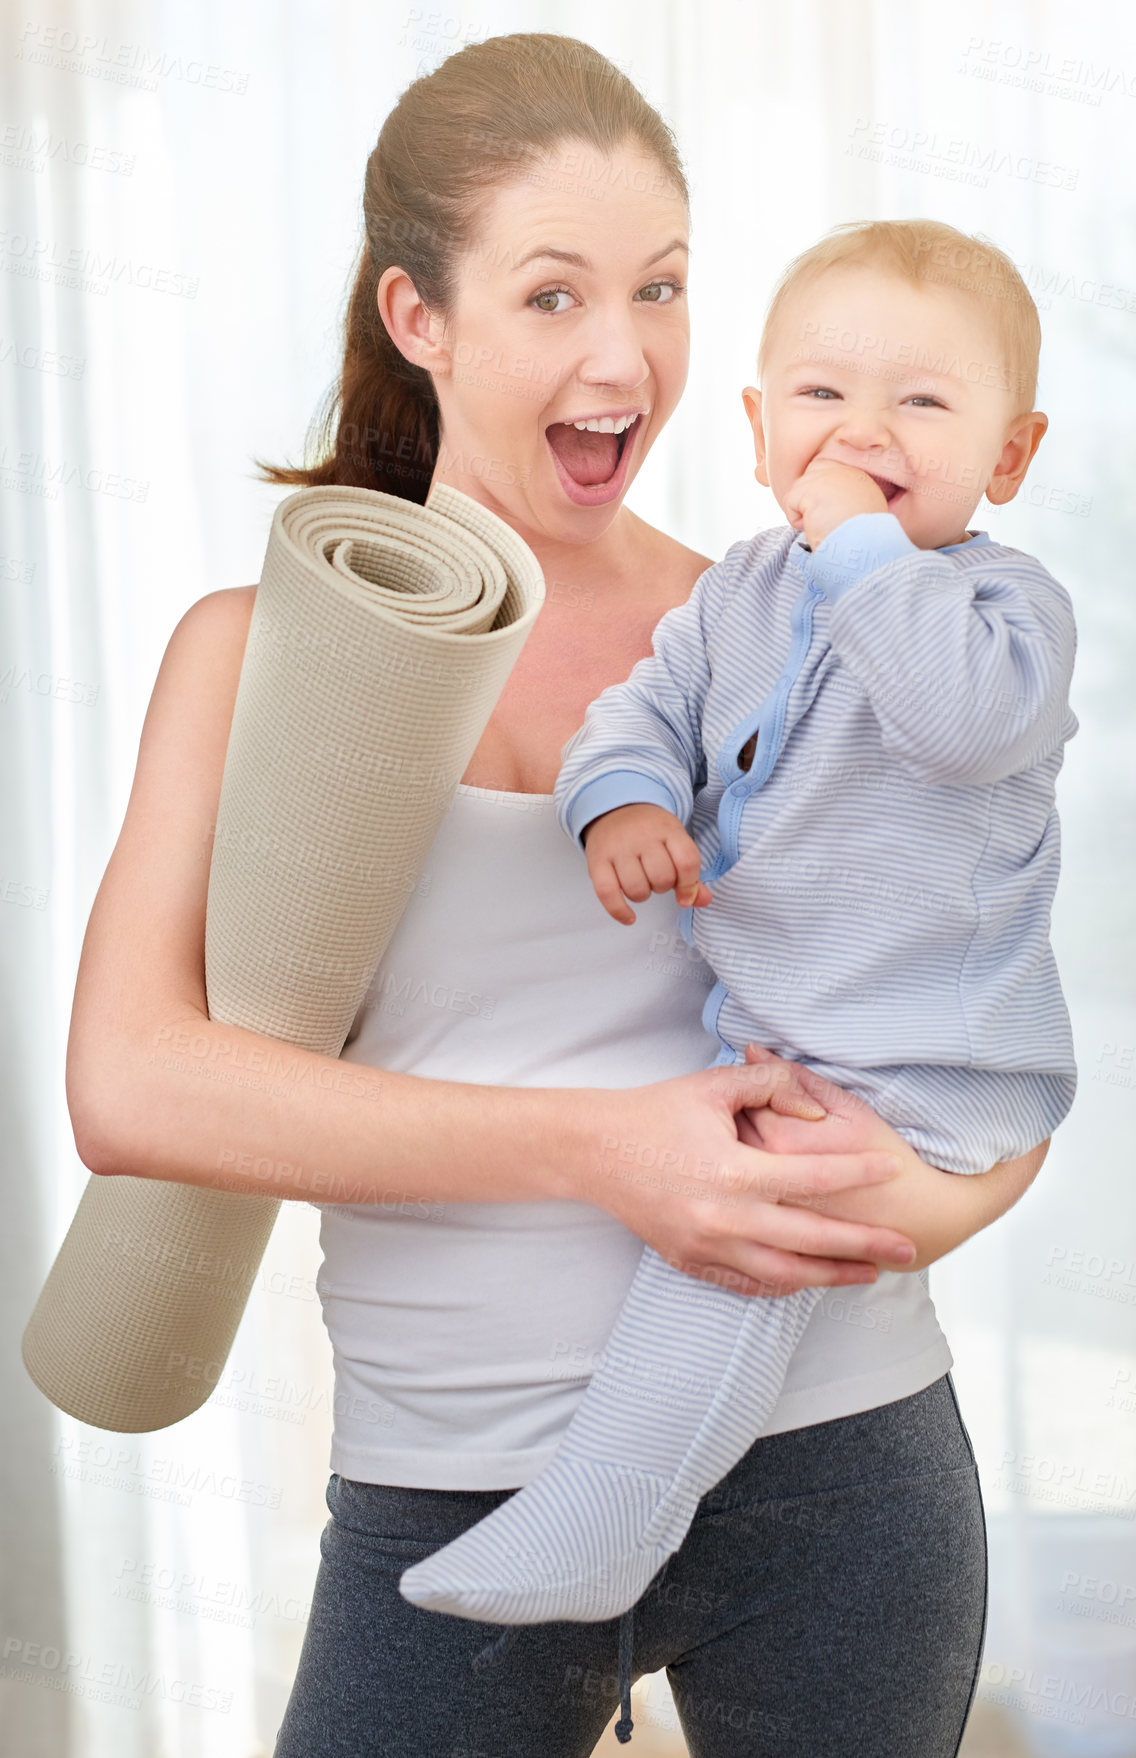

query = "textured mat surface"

[{"left": 22, "top": 482, "right": 544, "bottom": 1432}]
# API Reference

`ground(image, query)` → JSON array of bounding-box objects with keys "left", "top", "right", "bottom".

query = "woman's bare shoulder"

[
  {"left": 191, "top": 580, "right": 258, "bottom": 627},
  {"left": 669, "top": 535, "right": 717, "bottom": 586},
  {"left": 161, "top": 582, "right": 259, "bottom": 679},
  {"left": 65, "top": 580, "right": 265, "bottom": 1160},
  {"left": 627, "top": 513, "right": 716, "bottom": 601}
]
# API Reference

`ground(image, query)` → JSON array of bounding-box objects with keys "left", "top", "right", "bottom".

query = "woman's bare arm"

[
  {"left": 66, "top": 591, "right": 919, "bottom": 1296},
  {"left": 65, "top": 588, "right": 590, "bottom": 1210},
  {"left": 737, "top": 1045, "right": 1051, "bottom": 1271},
  {"left": 792, "top": 1134, "right": 1048, "bottom": 1271}
]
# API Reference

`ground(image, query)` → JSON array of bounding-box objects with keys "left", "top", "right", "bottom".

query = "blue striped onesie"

[
  {"left": 558, "top": 510, "right": 1078, "bottom": 1172},
  {"left": 397, "top": 510, "right": 1079, "bottom": 1657}
]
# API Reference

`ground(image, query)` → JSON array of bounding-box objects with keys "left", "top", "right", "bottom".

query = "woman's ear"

[
  {"left": 376, "top": 265, "right": 451, "bottom": 377},
  {"left": 741, "top": 385, "right": 770, "bottom": 488}
]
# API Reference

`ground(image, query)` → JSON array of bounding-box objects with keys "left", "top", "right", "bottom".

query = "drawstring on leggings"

[
  {"left": 469, "top": 1609, "right": 636, "bottom": 1744},
  {"left": 614, "top": 1606, "right": 635, "bottom": 1742},
  {"left": 471, "top": 1625, "right": 520, "bottom": 1674}
]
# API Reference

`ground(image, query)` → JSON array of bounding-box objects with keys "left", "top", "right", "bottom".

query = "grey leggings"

[{"left": 273, "top": 1373, "right": 987, "bottom": 1757}]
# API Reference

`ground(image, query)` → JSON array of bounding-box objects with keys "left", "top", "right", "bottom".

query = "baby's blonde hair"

[{"left": 757, "top": 219, "right": 1041, "bottom": 414}]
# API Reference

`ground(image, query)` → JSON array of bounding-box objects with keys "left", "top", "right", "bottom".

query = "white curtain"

[{"left": 3, "top": 1, "right": 1132, "bottom": 1753}]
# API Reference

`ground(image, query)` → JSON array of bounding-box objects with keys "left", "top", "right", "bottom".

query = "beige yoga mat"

[{"left": 22, "top": 481, "right": 544, "bottom": 1432}]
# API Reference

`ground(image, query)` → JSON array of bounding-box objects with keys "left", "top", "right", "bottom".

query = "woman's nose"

[{"left": 573, "top": 307, "right": 651, "bottom": 393}]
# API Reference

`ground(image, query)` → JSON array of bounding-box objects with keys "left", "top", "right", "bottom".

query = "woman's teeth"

[
  {"left": 546, "top": 412, "right": 639, "bottom": 488},
  {"left": 566, "top": 414, "right": 639, "bottom": 434}
]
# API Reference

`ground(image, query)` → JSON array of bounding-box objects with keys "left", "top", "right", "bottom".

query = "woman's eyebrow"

[{"left": 511, "top": 238, "right": 690, "bottom": 273}]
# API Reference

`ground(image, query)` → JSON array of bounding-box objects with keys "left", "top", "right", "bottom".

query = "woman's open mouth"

[{"left": 544, "top": 412, "right": 644, "bottom": 507}]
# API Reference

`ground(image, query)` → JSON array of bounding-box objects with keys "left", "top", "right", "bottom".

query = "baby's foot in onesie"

[{"left": 398, "top": 1244, "right": 822, "bottom": 1623}]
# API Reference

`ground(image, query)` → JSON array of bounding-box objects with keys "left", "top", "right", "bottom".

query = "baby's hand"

[
  {"left": 582, "top": 802, "right": 712, "bottom": 925},
  {"left": 784, "top": 457, "right": 889, "bottom": 550}
]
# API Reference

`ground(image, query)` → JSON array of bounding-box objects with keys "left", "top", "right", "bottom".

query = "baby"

[{"left": 400, "top": 218, "right": 1078, "bottom": 1631}]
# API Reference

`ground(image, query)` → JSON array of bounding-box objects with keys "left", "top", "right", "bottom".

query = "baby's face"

[{"left": 747, "top": 266, "right": 1039, "bottom": 548}]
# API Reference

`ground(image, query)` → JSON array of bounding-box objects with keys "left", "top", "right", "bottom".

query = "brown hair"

[
  {"left": 757, "top": 218, "right": 1041, "bottom": 414},
  {"left": 253, "top": 34, "right": 689, "bottom": 504}
]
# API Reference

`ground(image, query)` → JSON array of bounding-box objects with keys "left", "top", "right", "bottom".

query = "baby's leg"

[{"left": 399, "top": 1243, "right": 823, "bottom": 1625}]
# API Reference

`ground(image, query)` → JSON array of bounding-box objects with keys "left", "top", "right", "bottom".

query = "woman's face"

[{"left": 427, "top": 137, "right": 691, "bottom": 550}]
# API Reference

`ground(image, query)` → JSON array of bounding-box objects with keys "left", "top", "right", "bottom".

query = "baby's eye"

[
  {"left": 802, "top": 386, "right": 840, "bottom": 399},
  {"left": 906, "top": 395, "right": 944, "bottom": 408}
]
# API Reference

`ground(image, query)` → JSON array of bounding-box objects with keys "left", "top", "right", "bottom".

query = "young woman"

[{"left": 66, "top": 33, "right": 1047, "bottom": 1758}]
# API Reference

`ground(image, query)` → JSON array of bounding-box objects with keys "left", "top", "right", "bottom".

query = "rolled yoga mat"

[{"left": 22, "top": 482, "right": 545, "bottom": 1432}]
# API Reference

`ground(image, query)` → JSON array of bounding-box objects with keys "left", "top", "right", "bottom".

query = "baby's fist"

[
  {"left": 785, "top": 458, "right": 889, "bottom": 550},
  {"left": 582, "top": 802, "right": 712, "bottom": 925}
]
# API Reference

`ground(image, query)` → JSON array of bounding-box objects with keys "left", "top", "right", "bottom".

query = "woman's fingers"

[
  {"left": 726, "top": 1194, "right": 916, "bottom": 1266},
  {"left": 745, "top": 1146, "right": 904, "bottom": 1203},
  {"left": 718, "top": 1049, "right": 831, "bottom": 1122},
  {"left": 768, "top": 1084, "right": 827, "bottom": 1122},
  {"left": 669, "top": 1246, "right": 879, "bottom": 1299},
  {"left": 744, "top": 1043, "right": 857, "bottom": 1122},
  {"left": 593, "top": 1068, "right": 915, "bottom": 1292}
]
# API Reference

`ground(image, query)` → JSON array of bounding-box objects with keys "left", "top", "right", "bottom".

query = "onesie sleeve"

[
  {"left": 795, "top": 512, "right": 1078, "bottom": 786},
  {"left": 554, "top": 549, "right": 743, "bottom": 850}
]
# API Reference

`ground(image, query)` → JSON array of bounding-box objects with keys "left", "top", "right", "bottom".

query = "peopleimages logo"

[
  {"left": 959, "top": 36, "right": 1136, "bottom": 104},
  {"left": 0, "top": 1634, "right": 233, "bottom": 1714},
  {"left": 112, "top": 1556, "right": 312, "bottom": 1628},
  {"left": 49, "top": 1436, "right": 286, "bottom": 1510},
  {"left": 14, "top": 22, "right": 249, "bottom": 95},
  {"left": 0, "top": 229, "right": 198, "bottom": 298},
  {"left": 1, "top": 121, "right": 135, "bottom": 175},
  {"left": 0, "top": 334, "right": 85, "bottom": 377},
  {"left": 844, "top": 119, "right": 1079, "bottom": 191}
]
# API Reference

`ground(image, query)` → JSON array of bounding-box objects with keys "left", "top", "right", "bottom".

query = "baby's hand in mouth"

[{"left": 785, "top": 458, "right": 897, "bottom": 549}]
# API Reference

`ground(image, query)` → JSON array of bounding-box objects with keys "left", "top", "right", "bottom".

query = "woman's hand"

[
  {"left": 735, "top": 1045, "right": 911, "bottom": 1162},
  {"left": 735, "top": 1044, "right": 1050, "bottom": 1271},
  {"left": 581, "top": 1053, "right": 919, "bottom": 1298}
]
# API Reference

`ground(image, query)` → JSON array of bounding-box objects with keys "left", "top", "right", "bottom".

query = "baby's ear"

[{"left": 986, "top": 410, "right": 1048, "bottom": 505}]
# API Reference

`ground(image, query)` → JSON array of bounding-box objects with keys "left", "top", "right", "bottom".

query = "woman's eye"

[
  {"left": 530, "top": 286, "right": 574, "bottom": 314},
  {"left": 528, "top": 279, "right": 686, "bottom": 314},
  {"left": 636, "top": 280, "right": 686, "bottom": 303}
]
